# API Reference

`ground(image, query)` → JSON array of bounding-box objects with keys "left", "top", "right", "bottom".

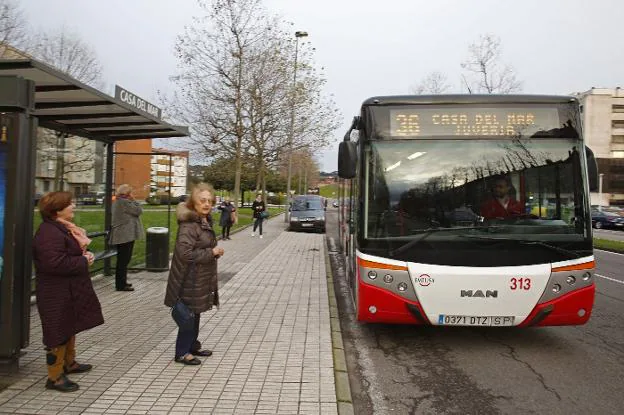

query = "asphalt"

[{"left": 327, "top": 208, "right": 624, "bottom": 415}]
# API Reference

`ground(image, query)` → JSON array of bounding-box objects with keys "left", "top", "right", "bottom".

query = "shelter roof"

[{"left": 0, "top": 58, "right": 188, "bottom": 142}]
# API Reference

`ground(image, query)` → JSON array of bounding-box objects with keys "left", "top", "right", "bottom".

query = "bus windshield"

[{"left": 363, "top": 138, "right": 591, "bottom": 266}]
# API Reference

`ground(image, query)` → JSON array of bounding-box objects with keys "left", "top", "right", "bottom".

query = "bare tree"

[
  {"left": 0, "top": 0, "right": 28, "bottom": 56},
  {"left": 166, "top": 0, "right": 339, "bottom": 204},
  {"left": 29, "top": 28, "right": 104, "bottom": 191},
  {"left": 29, "top": 27, "right": 103, "bottom": 87},
  {"left": 244, "top": 31, "right": 339, "bottom": 199},
  {"left": 411, "top": 71, "right": 451, "bottom": 95},
  {"left": 460, "top": 33, "right": 522, "bottom": 94},
  {"left": 167, "top": 0, "right": 272, "bottom": 205}
]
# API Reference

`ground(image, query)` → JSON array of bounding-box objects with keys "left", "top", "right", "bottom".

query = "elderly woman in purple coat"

[{"left": 33, "top": 192, "right": 104, "bottom": 392}]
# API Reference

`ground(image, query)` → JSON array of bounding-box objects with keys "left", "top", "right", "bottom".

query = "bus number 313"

[{"left": 510, "top": 277, "right": 531, "bottom": 290}]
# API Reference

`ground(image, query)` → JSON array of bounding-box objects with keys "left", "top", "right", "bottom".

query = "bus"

[{"left": 337, "top": 95, "right": 599, "bottom": 327}]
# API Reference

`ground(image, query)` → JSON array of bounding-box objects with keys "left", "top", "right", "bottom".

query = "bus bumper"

[
  {"left": 519, "top": 284, "right": 595, "bottom": 327},
  {"left": 358, "top": 280, "right": 595, "bottom": 327},
  {"left": 358, "top": 281, "right": 429, "bottom": 324}
]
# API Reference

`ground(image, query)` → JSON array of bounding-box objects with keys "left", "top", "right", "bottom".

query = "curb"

[{"left": 324, "top": 241, "right": 355, "bottom": 415}]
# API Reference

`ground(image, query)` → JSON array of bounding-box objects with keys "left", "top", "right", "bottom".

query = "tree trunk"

[
  {"left": 53, "top": 133, "right": 66, "bottom": 191},
  {"left": 262, "top": 166, "right": 267, "bottom": 204},
  {"left": 233, "top": 47, "right": 244, "bottom": 207}
]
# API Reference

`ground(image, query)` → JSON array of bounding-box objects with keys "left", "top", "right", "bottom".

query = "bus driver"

[{"left": 480, "top": 175, "right": 523, "bottom": 219}]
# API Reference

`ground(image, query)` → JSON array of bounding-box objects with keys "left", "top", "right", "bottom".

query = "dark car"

[
  {"left": 591, "top": 210, "right": 624, "bottom": 229},
  {"left": 77, "top": 193, "right": 99, "bottom": 205},
  {"left": 289, "top": 195, "right": 326, "bottom": 233}
]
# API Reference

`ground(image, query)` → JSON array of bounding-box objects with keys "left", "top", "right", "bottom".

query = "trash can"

[{"left": 146, "top": 227, "right": 169, "bottom": 271}]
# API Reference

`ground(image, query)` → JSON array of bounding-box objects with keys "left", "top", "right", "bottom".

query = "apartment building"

[
  {"left": 151, "top": 148, "right": 189, "bottom": 198},
  {"left": 575, "top": 87, "right": 624, "bottom": 205},
  {"left": 34, "top": 128, "right": 105, "bottom": 195}
]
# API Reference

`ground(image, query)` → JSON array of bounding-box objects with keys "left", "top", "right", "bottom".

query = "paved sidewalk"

[{"left": 0, "top": 216, "right": 337, "bottom": 415}]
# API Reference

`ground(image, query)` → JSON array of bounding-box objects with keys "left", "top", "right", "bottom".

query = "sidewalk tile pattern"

[{"left": 0, "top": 217, "right": 337, "bottom": 414}]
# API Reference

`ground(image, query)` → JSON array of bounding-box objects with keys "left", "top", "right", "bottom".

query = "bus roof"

[{"left": 361, "top": 94, "right": 578, "bottom": 107}]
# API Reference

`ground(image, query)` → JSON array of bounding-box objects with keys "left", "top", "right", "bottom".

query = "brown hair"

[
  {"left": 38, "top": 191, "right": 73, "bottom": 220},
  {"left": 185, "top": 182, "right": 216, "bottom": 212}
]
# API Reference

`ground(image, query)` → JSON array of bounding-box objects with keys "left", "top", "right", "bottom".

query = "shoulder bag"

[{"left": 171, "top": 263, "right": 196, "bottom": 330}]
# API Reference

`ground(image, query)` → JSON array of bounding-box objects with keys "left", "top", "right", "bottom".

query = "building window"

[
  {"left": 613, "top": 105, "right": 624, "bottom": 113},
  {"left": 613, "top": 135, "right": 624, "bottom": 144},
  {"left": 613, "top": 120, "right": 624, "bottom": 129},
  {"left": 612, "top": 151, "right": 624, "bottom": 158},
  {"left": 43, "top": 181, "right": 50, "bottom": 192}
]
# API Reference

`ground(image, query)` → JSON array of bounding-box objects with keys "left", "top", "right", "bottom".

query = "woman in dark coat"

[
  {"left": 33, "top": 192, "right": 104, "bottom": 392},
  {"left": 164, "top": 183, "right": 224, "bottom": 365},
  {"left": 217, "top": 197, "right": 236, "bottom": 240}
]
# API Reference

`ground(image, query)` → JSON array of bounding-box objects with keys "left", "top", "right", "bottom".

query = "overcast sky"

[{"left": 20, "top": 0, "right": 624, "bottom": 171}]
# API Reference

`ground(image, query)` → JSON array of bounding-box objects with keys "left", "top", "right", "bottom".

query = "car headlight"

[
  {"left": 290, "top": 217, "right": 299, "bottom": 222},
  {"left": 317, "top": 217, "right": 325, "bottom": 221}
]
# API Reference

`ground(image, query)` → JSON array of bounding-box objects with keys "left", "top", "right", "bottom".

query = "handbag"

[
  {"left": 171, "top": 263, "right": 196, "bottom": 330},
  {"left": 230, "top": 211, "right": 238, "bottom": 224},
  {"left": 261, "top": 211, "right": 269, "bottom": 219},
  {"left": 171, "top": 298, "right": 194, "bottom": 330}
]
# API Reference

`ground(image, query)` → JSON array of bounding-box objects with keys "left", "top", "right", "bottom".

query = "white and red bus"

[{"left": 337, "top": 95, "right": 599, "bottom": 327}]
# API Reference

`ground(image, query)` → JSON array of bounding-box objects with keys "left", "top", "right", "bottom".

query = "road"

[{"left": 326, "top": 209, "right": 624, "bottom": 415}]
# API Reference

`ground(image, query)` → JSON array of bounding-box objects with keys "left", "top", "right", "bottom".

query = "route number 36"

[{"left": 510, "top": 277, "right": 531, "bottom": 290}]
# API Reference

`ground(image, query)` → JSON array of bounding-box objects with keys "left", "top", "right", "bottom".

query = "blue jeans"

[
  {"left": 253, "top": 217, "right": 263, "bottom": 235},
  {"left": 175, "top": 313, "right": 200, "bottom": 358}
]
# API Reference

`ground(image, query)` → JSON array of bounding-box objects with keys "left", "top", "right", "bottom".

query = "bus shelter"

[{"left": 0, "top": 58, "right": 188, "bottom": 370}]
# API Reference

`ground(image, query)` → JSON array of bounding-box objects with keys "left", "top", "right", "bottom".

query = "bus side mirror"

[
  {"left": 585, "top": 146, "right": 598, "bottom": 191},
  {"left": 338, "top": 141, "right": 357, "bottom": 179}
]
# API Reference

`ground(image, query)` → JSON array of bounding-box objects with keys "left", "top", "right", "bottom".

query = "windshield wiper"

[
  {"left": 389, "top": 226, "right": 489, "bottom": 256},
  {"left": 458, "top": 234, "right": 581, "bottom": 259}
]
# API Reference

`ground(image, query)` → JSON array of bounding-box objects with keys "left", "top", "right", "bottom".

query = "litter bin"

[{"left": 146, "top": 227, "right": 169, "bottom": 271}]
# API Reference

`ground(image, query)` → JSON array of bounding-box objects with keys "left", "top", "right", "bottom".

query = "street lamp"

[{"left": 285, "top": 30, "right": 308, "bottom": 222}]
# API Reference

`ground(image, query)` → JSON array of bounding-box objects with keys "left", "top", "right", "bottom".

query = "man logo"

[{"left": 460, "top": 290, "right": 498, "bottom": 298}]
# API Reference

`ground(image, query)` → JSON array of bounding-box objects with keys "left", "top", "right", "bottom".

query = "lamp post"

[{"left": 285, "top": 30, "right": 308, "bottom": 222}]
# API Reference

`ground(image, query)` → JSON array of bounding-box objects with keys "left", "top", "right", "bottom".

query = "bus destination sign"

[{"left": 389, "top": 107, "right": 561, "bottom": 137}]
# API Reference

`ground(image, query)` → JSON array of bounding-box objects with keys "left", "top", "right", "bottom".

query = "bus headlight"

[
  {"left": 552, "top": 284, "right": 561, "bottom": 293},
  {"left": 368, "top": 270, "right": 377, "bottom": 280},
  {"left": 398, "top": 282, "right": 408, "bottom": 292},
  {"left": 566, "top": 276, "right": 576, "bottom": 285},
  {"left": 582, "top": 272, "right": 591, "bottom": 281},
  {"left": 383, "top": 274, "right": 393, "bottom": 283}
]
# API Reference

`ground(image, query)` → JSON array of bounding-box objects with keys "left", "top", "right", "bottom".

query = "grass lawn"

[
  {"left": 593, "top": 238, "right": 624, "bottom": 253},
  {"left": 32, "top": 206, "right": 284, "bottom": 271},
  {"left": 319, "top": 183, "right": 339, "bottom": 199}
]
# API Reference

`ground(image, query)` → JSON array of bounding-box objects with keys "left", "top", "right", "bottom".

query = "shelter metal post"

[
  {"left": 104, "top": 142, "right": 114, "bottom": 276},
  {"left": 167, "top": 153, "right": 172, "bottom": 258}
]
